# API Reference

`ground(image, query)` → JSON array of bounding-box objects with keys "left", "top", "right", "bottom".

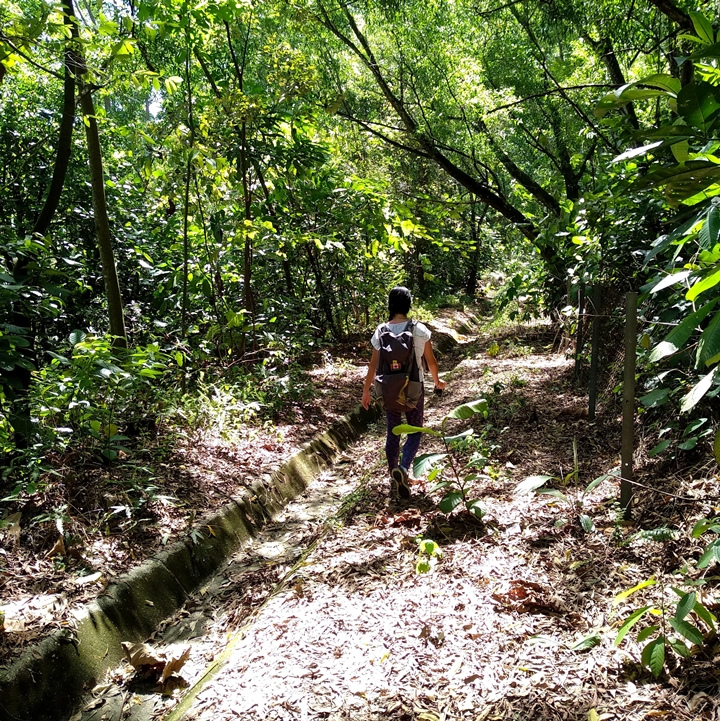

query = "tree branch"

[
  {"left": 647, "top": 0, "right": 692, "bottom": 29},
  {"left": 487, "top": 84, "right": 618, "bottom": 114}
]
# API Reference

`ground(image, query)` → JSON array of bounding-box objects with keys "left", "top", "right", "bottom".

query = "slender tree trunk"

[
  {"left": 465, "top": 202, "right": 487, "bottom": 296},
  {"left": 78, "top": 82, "right": 127, "bottom": 347},
  {"left": 181, "top": 39, "right": 195, "bottom": 341}
]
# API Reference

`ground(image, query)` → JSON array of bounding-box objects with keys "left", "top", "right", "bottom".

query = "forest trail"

[{"left": 71, "top": 320, "right": 718, "bottom": 721}]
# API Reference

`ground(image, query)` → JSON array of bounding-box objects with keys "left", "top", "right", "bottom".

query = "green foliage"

[
  {"left": 514, "top": 439, "right": 607, "bottom": 531},
  {"left": 393, "top": 398, "right": 489, "bottom": 520},
  {"left": 602, "top": 15, "right": 720, "bottom": 435},
  {"left": 414, "top": 536, "right": 442, "bottom": 574},
  {"left": 36, "top": 335, "right": 168, "bottom": 457},
  {"left": 612, "top": 518, "right": 720, "bottom": 677}
]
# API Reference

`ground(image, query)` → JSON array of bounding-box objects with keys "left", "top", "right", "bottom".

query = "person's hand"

[
  {"left": 362, "top": 387, "right": 371, "bottom": 410},
  {"left": 435, "top": 379, "right": 447, "bottom": 391}
]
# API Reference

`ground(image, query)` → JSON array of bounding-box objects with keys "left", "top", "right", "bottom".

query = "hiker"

[{"left": 361, "top": 286, "right": 446, "bottom": 498}]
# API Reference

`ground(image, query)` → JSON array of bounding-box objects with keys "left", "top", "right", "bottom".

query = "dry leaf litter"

[{"left": 65, "top": 318, "right": 720, "bottom": 721}]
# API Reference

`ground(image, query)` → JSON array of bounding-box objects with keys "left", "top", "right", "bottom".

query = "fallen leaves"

[
  {"left": 121, "top": 641, "right": 191, "bottom": 686},
  {"left": 45, "top": 536, "right": 66, "bottom": 559},
  {"left": 2, "top": 512, "right": 22, "bottom": 545},
  {"left": 492, "top": 579, "right": 567, "bottom": 615}
]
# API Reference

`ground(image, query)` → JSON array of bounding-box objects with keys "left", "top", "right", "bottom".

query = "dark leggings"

[{"left": 384, "top": 389, "right": 425, "bottom": 473}]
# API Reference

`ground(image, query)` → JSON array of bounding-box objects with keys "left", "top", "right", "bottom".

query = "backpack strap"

[{"left": 375, "top": 323, "right": 389, "bottom": 374}]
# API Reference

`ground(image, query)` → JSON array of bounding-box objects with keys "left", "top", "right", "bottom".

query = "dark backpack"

[{"left": 372, "top": 321, "right": 423, "bottom": 412}]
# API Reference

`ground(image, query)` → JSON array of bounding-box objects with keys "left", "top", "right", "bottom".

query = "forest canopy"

[{"left": 2, "top": 0, "right": 720, "bottom": 481}]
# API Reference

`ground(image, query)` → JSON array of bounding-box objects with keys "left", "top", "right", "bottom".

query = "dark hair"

[{"left": 388, "top": 286, "right": 412, "bottom": 319}]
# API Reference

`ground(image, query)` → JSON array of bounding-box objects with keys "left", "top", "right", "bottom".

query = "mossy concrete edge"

[{"left": 0, "top": 403, "right": 381, "bottom": 721}]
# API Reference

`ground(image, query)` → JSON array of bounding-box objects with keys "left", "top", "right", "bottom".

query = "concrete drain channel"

[{"left": 77, "top": 456, "right": 375, "bottom": 721}]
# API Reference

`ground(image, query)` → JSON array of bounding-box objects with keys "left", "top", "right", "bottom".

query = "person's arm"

[
  {"left": 423, "top": 341, "right": 446, "bottom": 390},
  {"left": 362, "top": 347, "right": 380, "bottom": 410}
]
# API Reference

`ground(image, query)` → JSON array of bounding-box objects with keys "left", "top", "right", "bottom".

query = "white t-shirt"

[{"left": 371, "top": 320, "right": 431, "bottom": 382}]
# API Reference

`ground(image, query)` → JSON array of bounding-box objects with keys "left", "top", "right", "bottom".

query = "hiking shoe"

[{"left": 391, "top": 466, "right": 411, "bottom": 499}]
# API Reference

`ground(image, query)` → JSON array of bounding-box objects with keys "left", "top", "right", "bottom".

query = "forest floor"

[{"left": 4, "top": 310, "right": 720, "bottom": 721}]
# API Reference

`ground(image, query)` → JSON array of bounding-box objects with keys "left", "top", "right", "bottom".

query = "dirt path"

[{"left": 69, "top": 321, "right": 720, "bottom": 721}]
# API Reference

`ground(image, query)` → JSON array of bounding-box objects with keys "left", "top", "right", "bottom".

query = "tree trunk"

[
  {"left": 476, "top": 118, "right": 561, "bottom": 215},
  {"left": 78, "top": 82, "right": 127, "bottom": 347}
]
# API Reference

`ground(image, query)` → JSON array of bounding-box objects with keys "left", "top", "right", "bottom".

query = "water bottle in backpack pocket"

[{"left": 371, "top": 321, "right": 423, "bottom": 412}]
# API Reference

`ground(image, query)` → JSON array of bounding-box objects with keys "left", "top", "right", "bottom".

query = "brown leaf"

[
  {"left": 160, "top": 646, "right": 191, "bottom": 684},
  {"left": 3, "top": 512, "right": 22, "bottom": 545},
  {"left": 45, "top": 536, "right": 66, "bottom": 559},
  {"left": 121, "top": 641, "right": 164, "bottom": 670}
]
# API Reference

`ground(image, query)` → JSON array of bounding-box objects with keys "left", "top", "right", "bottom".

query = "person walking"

[{"left": 362, "top": 287, "right": 446, "bottom": 498}]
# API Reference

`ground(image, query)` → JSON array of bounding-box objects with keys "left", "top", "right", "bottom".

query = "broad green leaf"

[
  {"left": 69, "top": 330, "right": 86, "bottom": 346},
  {"left": 637, "top": 625, "right": 659, "bottom": 643},
  {"left": 570, "top": 633, "right": 601, "bottom": 651},
  {"left": 649, "top": 298, "right": 719, "bottom": 362},
  {"left": 649, "top": 439, "right": 671, "bottom": 457},
  {"left": 579, "top": 514, "right": 595, "bottom": 532},
  {"left": 639, "top": 74, "right": 682, "bottom": 95},
  {"left": 687, "top": 266, "right": 720, "bottom": 301},
  {"left": 439, "top": 491, "right": 463, "bottom": 514},
  {"left": 691, "top": 40, "right": 720, "bottom": 60},
  {"left": 164, "top": 76, "right": 183, "bottom": 93},
  {"left": 668, "top": 637, "right": 692, "bottom": 658},
  {"left": 584, "top": 468, "right": 619, "bottom": 494},
  {"left": 680, "top": 367, "right": 717, "bottom": 412},
  {"left": 446, "top": 399, "right": 488, "bottom": 420},
  {"left": 427, "top": 468, "right": 440, "bottom": 482},
  {"left": 596, "top": 87, "right": 671, "bottom": 117},
  {"left": 700, "top": 206, "right": 720, "bottom": 247},
  {"left": 638, "top": 161, "right": 720, "bottom": 204},
  {"left": 671, "top": 140, "right": 689, "bottom": 164},
  {"left": 668, "top": 617, "right": 704, "bottom": 645},
  {"left": 175, "top": 351, "right": 184, "bottom": 367},
  {"left": 642, "top": 637, "right": 665, "bottom": 677},
  {"left": 442, "top": 429, "right": 474, "bottom": 443},
  {"left": 428, "top": 480, "right": 452, "bottom": 493},
  {"left": 90, "top": 420, "right": 101, "bottom": 434},
  {"left": 690, "top": 11, "right": 714, "bottom": 45},
  {"left": 691, "top": 517, "right": 720, "bottom": 537},
  {"left": 639, "top": 388, "right": 670, "bottom": 408},
  {"left": 677, "top": 81, "right": 720, "bottom": 134},
  {"left": 693, "top": 600, "right": 717, "bottom": 630},
  {"left": 413, "top": 453, "right": 447, "bottom": 477},
  {"left": 697, "top": 538, "right": 720, "bottom": 568},
  {"left": 536, "top": 488, "right": 568, "bottom": 501},
  {"left": 392, "top": 424, "right": 438, "bottom": 436},
  {"left": 684, "top": 418, "right": 708, "bottom": 436},
  {"left": 675, "top": 592, "right": 697, "bottom": 621},
  {"left": 678, "top": 437, "right": 698, "bottom": 450},
  {"left": 613, "top": 578, "right": 656, "bottom": 607},
  {"left": 715, "top": 427, "right": 720, "bottom": 465},
  {"left": 415, "top": 559, "right": 432, "bottom": 574},
  {"left": 465, "top": 499, "right": 486, "bottom": 519},
  {"left": 614, "top": 606, "right": 652, "bottom": 645},
  {"left": 515, "top": 475, "right": 554, "bottom": 495},
  {"left": 419, "top": 539, "right": 441, "bottom": 555},
  {"left": 649, "top": 269, "right": 692, "bottom": 293}
]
